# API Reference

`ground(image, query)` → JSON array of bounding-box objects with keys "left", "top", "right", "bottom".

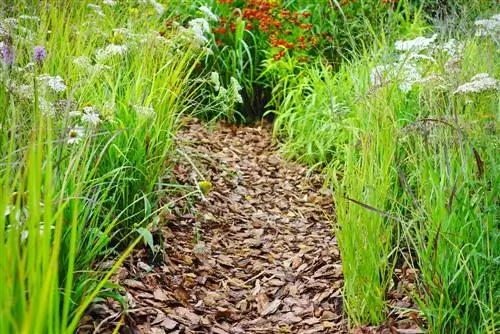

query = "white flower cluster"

[
  {"left": 475, "top": 13, "right": 500, "bottom": 40},
  {"left": 81, "top": 106, "right": 101, "bottom": 126},
  {"left": 370, "top": 33, "right": 469, "bottom": 93},
  {"left": 187, "top": 18, "right": 210, "bottom": 47},
  {"left": 102, "top": 0, "right": 116, "bottom": 5},
  {"left": 73, "top": 55, "right": 111, "bottom": 74},
  {"left": 395, "top": 34, "right": 438, "bottom": 52},
  {"left": 453, "top": 73, "right": 499, "bottom": 95},
  {"left": 135, "top": 104, "right": 156, "bottom": 119},
  {"left": 95, "top": 44, "right": 128, "bottom": 61},
  {"left": 88, "top": 4, "right": 105, "bottom": 17},
  {"left": 210, "top": 71, "right": 243, "bottom": 104},
  {"left": 38, "top": 74, "right": 67, "bottom": 92}
]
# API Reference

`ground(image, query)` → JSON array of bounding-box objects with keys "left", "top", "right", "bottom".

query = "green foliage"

[
  {"left": 268, "top": 3, "right": 499, "bottom": 331},
  {"left": 0, "top": 1, "right": 203, "bottom": 332}
]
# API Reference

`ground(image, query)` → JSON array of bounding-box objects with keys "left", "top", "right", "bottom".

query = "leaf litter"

[{"left": 81, "top": 119, "right": 422, "bottom": 333}]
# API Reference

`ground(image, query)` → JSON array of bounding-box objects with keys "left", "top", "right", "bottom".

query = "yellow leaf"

[{"left": 198, "top": 180, "right": 213, "bottom": 195}]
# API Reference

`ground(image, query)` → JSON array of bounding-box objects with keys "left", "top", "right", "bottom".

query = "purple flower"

[
  {"left": 1, "top": 43, "right": 14, "bottom": 66},
  {"left": 34, "top": 46, "right": 47, "bottom": 65}
]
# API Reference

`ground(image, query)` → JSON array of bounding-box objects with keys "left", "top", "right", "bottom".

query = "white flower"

[
  {"left": 73, "top": 55, "right": 92, "bottom": 68},
  {"left": 69, "top": 110, "right": 82, "bottom": 118},
  {"left": 439, "top": 39, "right": 464, "bottom": 57},
  {"left": 39, "top": 74, "right": 67, "bottom": 92},
  {"left": 398, "top": 64, "right": 421, "bottom": 92},
  {"left": 19, "top": 15, "right": 40, "bottom": 21},
  {"left": 149, "top": 0, "right": 164, "bottom": 15},
  {"left": 474, "top": 14, "right": 500, "bottom": 39},
  {"left": 199, "top": 6, "right": 218, "bottom": 21},
  {"left": 234, "top": 91, "right": 243, "bottom": 104},
  {"left": 95, "top": 44, "right": 128, "bottom": 61},
  {"left": 73, "top": 56, "right": 111, "bottom": 74},
  {"left": 81, "top": 107, "right": 101, "bottom": 126},
  {"left": 188, "top": 18, "right": 210, "bottom": 47},
  {"left": 103, "top": 0, "right": 116, "bottom": 5},
  {"left": 370, "top": 65, "right": 391, "bottom": 87},
  {"left": 67, "top": 127, "right": 85, "bottom": 144},
  {"left": 211, "top": 71, "right": 221, "bottom": 91},
  {"left": 38, "top": 98, "right": 56, "bottom": 116},
  {"left": 230, "top": 77, "right": 242, "bottom": 92},
  {"left": 135, "top": 104, "right": 156, "bottom": 119},
  {"left": 399, "top": 53, "right": 435, "bottom": 63},
  {"left": 369, "top": 63, "right": 421, "bottom": 92},
  {"left": 395, "top": 34, "right": 438, "bottom": 52},
  {"left": 88, "top": 4, "right": 105, "bottom": 17},
  {"left": 453, "top": 73, "right": 499, "bottom": 95},
  {"left": 47, "top": 75, "right": 67, "bottom": 92}
]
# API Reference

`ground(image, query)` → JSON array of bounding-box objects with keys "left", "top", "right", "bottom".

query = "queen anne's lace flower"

[
  {"left": 188, "top": 18, "right": 210, "bottom": 47},
  {"left": 453, "top": 73, "right": 499, "bottom": 95},
  {"left": 395, "top": 34, "right": 438, "bottom": 52},
  {"left": 95, "top": 44, "right": 128, "bottom": 61},
  {"left": 81, "top": 106, "right": 101, "bottom": 126},
  {"left": 135, "top": 104, "right": 156, "bottom": 119},
  {"left": 474, "top": 13, "right": 500, "bottom": 40},
  {"left": 39, "top": 74, "right": 67, "bottom": 92}
]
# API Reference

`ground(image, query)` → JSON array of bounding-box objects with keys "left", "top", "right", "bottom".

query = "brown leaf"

[
  {"left": 260, "top": 298, "right": 281, "bottom": 316},
  {"left": 153, "top": 288, "right": 168, "bottom": 301}
]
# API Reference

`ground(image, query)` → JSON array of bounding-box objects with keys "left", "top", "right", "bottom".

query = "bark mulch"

[{"left": 80, "top": 119, "right": 421, "bottom": 334}]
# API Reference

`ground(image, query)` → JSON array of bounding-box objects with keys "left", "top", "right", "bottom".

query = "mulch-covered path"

[{"left": 81, "top": 119, "right": 421, "bottom": 334}]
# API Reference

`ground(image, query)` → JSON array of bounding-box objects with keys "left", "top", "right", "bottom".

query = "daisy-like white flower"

[
  {"left": 67, "top": 126, "right": 85, "bottom": 144},
  {"left": 453, "top": 73, "right": 499, "bottom": 95},
  {"left": 199, "top": 6, "right": 218, "bottom": 21},
  {"left": 81, "top": 106, "right": 101, "bottom": 126},
  {"left": 395, "top": 34, "right": 438, "bottom": 52}
]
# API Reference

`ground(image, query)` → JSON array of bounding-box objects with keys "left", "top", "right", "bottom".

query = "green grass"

[
  {"left": 268, "top": 5, "right": 499, "bottom": 331},
  {"left": 0, "top": 1, "right": 208, "bottom": 332}
]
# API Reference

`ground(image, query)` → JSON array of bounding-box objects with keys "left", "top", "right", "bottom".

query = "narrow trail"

[{"left": 83, "top": 119, "right": 347, "bottom": 333}]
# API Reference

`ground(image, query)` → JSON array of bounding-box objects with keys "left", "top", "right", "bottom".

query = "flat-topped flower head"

[
  {"left": 454, "top": 73, "right": 499, "bottom": 95},
  {"left": 81, "top": 106, "right": 101, "bottom": 126},
  {"left": 395, "top": 34, "right": 437, "bottom": 52}
]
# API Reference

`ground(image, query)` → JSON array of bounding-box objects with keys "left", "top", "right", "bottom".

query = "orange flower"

[{"left": 273, "top": 49, "right": 285, "bottom": 60}]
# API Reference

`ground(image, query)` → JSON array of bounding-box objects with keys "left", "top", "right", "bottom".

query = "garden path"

[{"left": 83, "top": 119, "right": 347, "bottom": 333}]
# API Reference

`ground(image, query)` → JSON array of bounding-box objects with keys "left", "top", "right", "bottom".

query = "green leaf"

[{"left": 137, "top": 227, "right": 154, "bottom": 253}]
